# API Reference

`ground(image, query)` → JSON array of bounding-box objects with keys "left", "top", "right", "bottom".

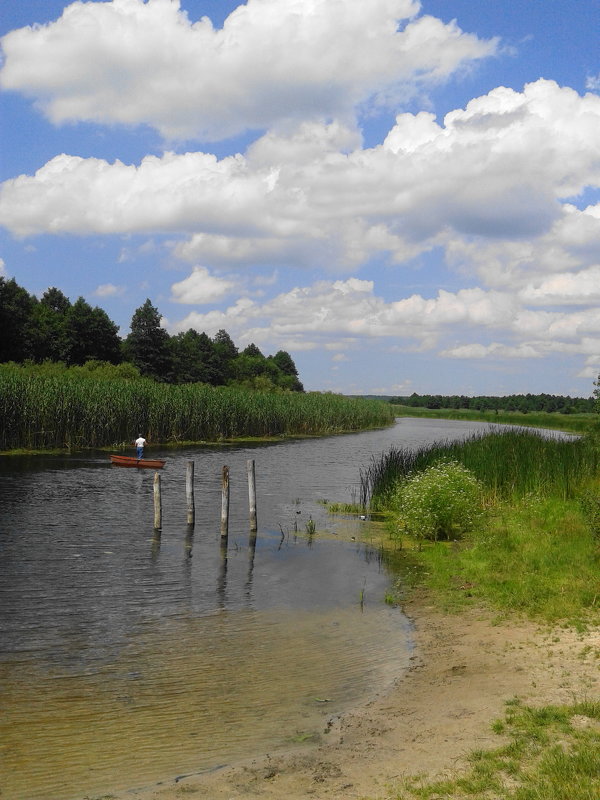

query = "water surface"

[{"left": 0, "top": 418, "right": 511, "bottom": 800}]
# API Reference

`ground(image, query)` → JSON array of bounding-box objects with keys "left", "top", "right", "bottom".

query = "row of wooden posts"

[{"left": 152, "top": 459, "right": 258, "bottom": 539}]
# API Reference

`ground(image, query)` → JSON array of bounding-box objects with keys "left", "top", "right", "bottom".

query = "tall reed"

[
  {"left": 360, "top": 428, "right": 600, "bottom": 509},
  {"left": 0, "top": 368, "right": 394, "bottom": 451}
]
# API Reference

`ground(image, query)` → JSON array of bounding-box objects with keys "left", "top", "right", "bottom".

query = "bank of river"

[{"left": 0, "top": 418, "right": 572, "bottom": 800}]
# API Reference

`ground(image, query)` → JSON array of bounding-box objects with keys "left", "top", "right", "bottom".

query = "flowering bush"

[{"left": 391, "top": 459, "right": 483, "bottom": 542}]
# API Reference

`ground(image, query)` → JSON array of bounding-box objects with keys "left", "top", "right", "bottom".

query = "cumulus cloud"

[
  {"left": 0, "top": 0, "right": 497, "bottom": 140},
  {"left": 170, "top": 266, "right": 236, "bottom": 304},
  {"left": 2, "top": 81, "right": 600, "bottom": 282},
  {"left": 519, "top": 265, "right": 600, "bottom": 306},
  {"left": 93, "top": 283, "right": 125, "bottom": 297},
  {"left": 165, "top": 276, "right": 600, "bottom": 365},
  {"left": 0, "top": 257, "right": 6, "bottom": 277}
]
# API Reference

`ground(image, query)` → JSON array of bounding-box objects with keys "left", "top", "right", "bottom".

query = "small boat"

[{"left": 110, "top": 454, "right": 166, "bottom": 469}]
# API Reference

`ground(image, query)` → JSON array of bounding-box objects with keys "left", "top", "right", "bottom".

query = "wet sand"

[{"left": 104, "top": 593, "right": 599, "bottom": 800}]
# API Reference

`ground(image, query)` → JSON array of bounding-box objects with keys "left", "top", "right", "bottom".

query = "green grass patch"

[
  {"left": 398, "top": 495, "right": 600, "bottom": 623},
  {"left": 394, "top": 698, "right": 600, "bottom": 799}
]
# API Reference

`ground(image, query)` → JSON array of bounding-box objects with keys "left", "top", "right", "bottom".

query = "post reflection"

[{"left": 217, "top": 540, "right": 228, "bottom": 607}]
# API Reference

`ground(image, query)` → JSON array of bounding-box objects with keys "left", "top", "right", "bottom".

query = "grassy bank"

[
  {"left": 0, "top": 368, "right": 394, "bottom": 452},
  {"left": 391, "top": 403, "right": 597, "bottom": 435},
  {"left": 362, "top": 427, "right": 600, "bottom": 625},
  {"left": 358, "top": 428, "right": 600, "bottom": 799}
]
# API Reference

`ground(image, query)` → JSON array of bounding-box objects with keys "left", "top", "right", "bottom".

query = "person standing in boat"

[{"left": 135, "top": 434, "right": 147, "bottom": 459}]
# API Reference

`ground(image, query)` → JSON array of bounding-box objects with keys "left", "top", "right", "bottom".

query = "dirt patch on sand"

[{"left": 119, "top": 596, "right": 599, "bottom": 800}]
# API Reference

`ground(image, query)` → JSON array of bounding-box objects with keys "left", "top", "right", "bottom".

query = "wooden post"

[
  {"left": 220, "top": 465, "right": 230, "bottom": 540},
  {"left": 247, "top": 458, "right": 257, "bottom": 532},
  {"left": 186, "top": 460, "right": 195, "bottom": 526},
  {"left": 153, "top": 471, "right": 162, "bottom": 530}
]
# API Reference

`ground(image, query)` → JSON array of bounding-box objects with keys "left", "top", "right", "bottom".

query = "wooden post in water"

[
  {"left": 247, "top": 458, "right": 257, "bottom": 533},
  {"left": 153, "top": 471, "right": 162, "bottom": 530},
  {"left": 220, "top": 465, "right": 230, "bottom": 541},
  {"left": 186, "top": 460, "right": 195, "bottom": 526}
]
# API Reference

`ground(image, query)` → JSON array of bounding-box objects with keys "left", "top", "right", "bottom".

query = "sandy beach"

[{"left": 107, "top": 593, "right": 599, "bottom": 800}]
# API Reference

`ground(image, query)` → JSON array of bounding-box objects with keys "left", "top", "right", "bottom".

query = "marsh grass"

[
  {"left": 395, "top": 698, "right": 600, "bottom": 799},
  {"left": 361, "top": 428, "right": 600, "bottom": 509},
  {"left": 0, "top": 367, "right": 394, "bottom": 451}
]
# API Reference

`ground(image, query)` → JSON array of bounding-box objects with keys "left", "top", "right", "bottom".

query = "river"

[{"left": 0, "top": 418, "right": 513, "bottom": 800}]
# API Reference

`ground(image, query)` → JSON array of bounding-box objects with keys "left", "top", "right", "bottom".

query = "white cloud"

[
  {"left": 519, "top": 265, "right": 600, "bottom": 305},
  {"left": 170, "top": 266, "right": 236, "bottom": 304},
  {"left": 440, "top": 342, "right": 544, "bottom": 359},
  {"left": 93, "top": 283, "right": 125, "bottom": 298},
  {"left": 0, "top": 0, "right": 496, "bottom": 140},
  {"left": 2, "top": 80, "right": 600, "bottom": 285},
  {"left": 166, "top": 276, "right": 600, "bottom": 366},
  {"left": 0, "top": 257, "right": 6, "bottom": 277}
]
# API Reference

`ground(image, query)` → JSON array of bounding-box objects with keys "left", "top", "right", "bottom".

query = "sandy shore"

[{"left": 117, "top": 595, "right": 599, "bottom": 800}]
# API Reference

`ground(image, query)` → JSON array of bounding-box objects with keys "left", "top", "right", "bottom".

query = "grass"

[
  {"left": 391, "top": 404, "right": 597, "bottom": 436},
  {"left": 394, "top": 494, "right": 600, "bottom": 624},
  {"left": 394, "top": 698, "right": 600, "bottom": 799}
]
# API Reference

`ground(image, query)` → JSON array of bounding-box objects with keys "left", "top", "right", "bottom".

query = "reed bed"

[
  {"left": 0, "top": 370, "right": 394, "bottom": 451},
  {"left": 360, "top": 427, "right": 600, "bottom": 509},
  {"left": 392, "top": 404, "right": 596, "bottom": 435}
]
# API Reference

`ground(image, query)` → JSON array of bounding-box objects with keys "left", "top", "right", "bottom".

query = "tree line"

[
  {"left": 0, "top": 277, "right": 303, "bottom": 392},
  {"left": 391, "top": 392, "right": 595, "bottom": 414}
]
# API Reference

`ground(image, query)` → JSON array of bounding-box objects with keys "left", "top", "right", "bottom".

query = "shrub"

[{"left": 391, "top": 459, "right": 483, "bottom": 543}]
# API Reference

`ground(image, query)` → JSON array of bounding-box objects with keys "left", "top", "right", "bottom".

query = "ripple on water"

[{"left": 1, "top": 603, "right": 412, "bottom": 800}]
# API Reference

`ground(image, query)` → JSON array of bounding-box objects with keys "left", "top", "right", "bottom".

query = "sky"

[{"left": 1, "top": 1, "right": 600, "bottom": 397}]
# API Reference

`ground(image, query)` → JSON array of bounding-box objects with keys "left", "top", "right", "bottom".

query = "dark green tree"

[
  {"left": 61, "top": 297, "right": 121, "bottom": 365},
  {"left": 29, "top": 288, "right": 72, "bottom": 362},
  {"left": 124, "top": 299, "right": 172, "bottom": 380},
  {"left": 212, "top": 329, "right": 238, "bottom": 384},
  {"left": 271, "top": 349, "right": 298, "bottom": 376},
  {"left": 242, "top": 343, "right": 264, "bottom": 358},
  {"left": 171, "top": 329, "right": 223, "bottom": 384},
  {"left": 0, "top": 277, "right": 36, "bottom": 362}
]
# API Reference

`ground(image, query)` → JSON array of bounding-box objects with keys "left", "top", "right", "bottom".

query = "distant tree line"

[
  {"left": 391, "top": 392, "right": 595, "bottom": 414},
  {"left": 0, "top": 277, "right": 303, "bottom": 392}
]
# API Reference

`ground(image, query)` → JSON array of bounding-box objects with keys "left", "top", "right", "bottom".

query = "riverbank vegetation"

[
  {"left": 361, "top": 427, "right": 600, "bottom": 625},
  {"left": 0, "top": 362, "right": 394, "bottom": 452},
  {"left": 391, "top": 403, "right": 596, "bottom": 435}
]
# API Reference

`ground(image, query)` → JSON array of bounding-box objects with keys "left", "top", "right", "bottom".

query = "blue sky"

[{"left": 1, "top": 1, "right": 600, "bottom": 397}]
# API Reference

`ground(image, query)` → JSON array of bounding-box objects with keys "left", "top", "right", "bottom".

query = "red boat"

[{"left": 110, "top": 454, "right": 166, "bottom": 469}]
